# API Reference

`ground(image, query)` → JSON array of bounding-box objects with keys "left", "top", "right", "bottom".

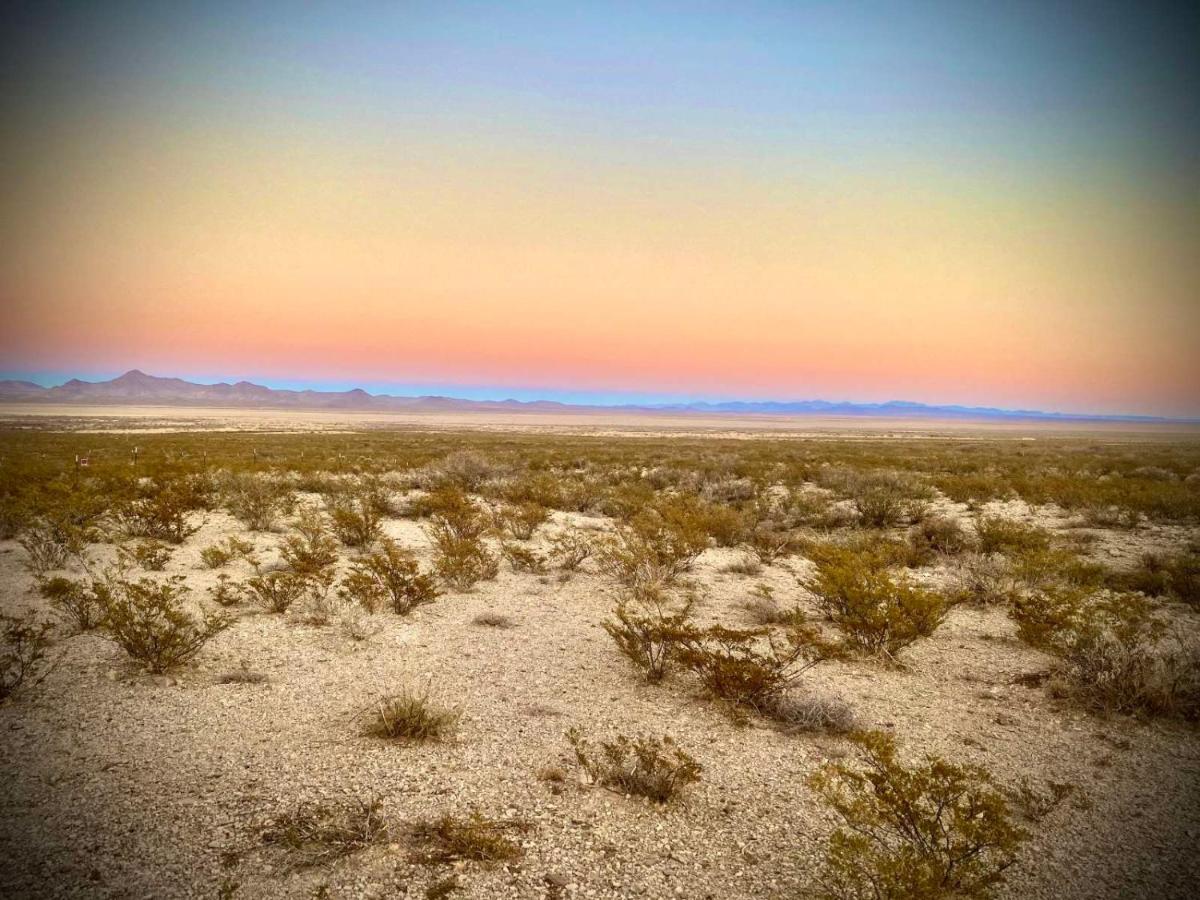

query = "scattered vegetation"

[
  {"left": 363, "top": 683, "right": 460, "bottom": 742},
  {"left": 406, "top": 812, "right": 526, "bottom": 864},
  {"left": 1, "top": 614, "right": 55, "bottom": 700},
  {"left": 261, "top": 797, "right": 388, "bottom": 868},
  {"left": 602, "top": 587, "right": 694, "bottom": 682},
  {"left": 809, "top": 730, "right": 1028, "bottom": 900},
  {"left": 566, "top": 728, "right": 702, "bottom": 803},
  {"left": 339, "top": 537, "right": 439, "bottom": 614}
]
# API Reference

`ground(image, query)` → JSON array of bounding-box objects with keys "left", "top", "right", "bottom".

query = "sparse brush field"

[{"left": 1, "top": 422, "right": 1199, "bottom": 899}]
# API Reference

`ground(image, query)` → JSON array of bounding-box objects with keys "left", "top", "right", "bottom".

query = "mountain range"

[{"left": 0, "top": 370, "right": 1189, "bottom": 423}]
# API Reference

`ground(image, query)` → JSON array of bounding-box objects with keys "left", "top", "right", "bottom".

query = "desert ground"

[{"left": 1, "top": 410, "right": 1198, "bottom": 899}]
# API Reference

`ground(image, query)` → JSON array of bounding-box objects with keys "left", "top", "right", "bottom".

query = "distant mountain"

[{"left": 0, "top": 370, "right": 1190, "bottom": 423}]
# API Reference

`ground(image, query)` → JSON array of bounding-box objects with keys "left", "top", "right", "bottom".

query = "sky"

[{"left": 1, "top": 1, "right": 1198, "bottom": 415}]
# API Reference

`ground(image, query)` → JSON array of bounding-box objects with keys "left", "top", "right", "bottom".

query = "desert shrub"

[
  {"left": 739, "top": 584, "right": 802, "bottom": 627},
  {"left": 973, "top": 516, "right": 1050, "bottom": 556},
  {"left": 38, "top": 574, "right": 104, "bottom": 631},
  {"left": 244, "top": 570, "right": 307, "bottom": 614},
  {"left": 675, "top": 621, "right": 834, "bottom": 713},
  {"left": 597, "top": 508, "right": 709, "bottom": 589},
  {"left": 1113, "top": 550, "right": 1200, "bottom": 609},
  {"left": 425, "top": 450, "right": 500, "bottom": 491},
  {"left": 548, "top": 530, "right": 593, "bottom": 571},
  {"left": 17, "top": 520, "right": 80, "bottom": 575},
  {"left": 96, "top": 574, "right": 231, "bottom": 673},
  {"left": 280, "top": 508, "right": 340, "bottom": 579},
  {"left": 908, "top": 515, "right": 972, "bottom": 562},
  {"left": 117, "top": 540, "right": 173, "bottom": 571},
  {"left": 429, "top": 526, "right": 499, "bottom": 589},
  {"left": 566, "top": 728, "right": 701, "bottom": 803},
  {"left": 602, "top": 586, "right": 694, "bottom": 682},
  {"left": 473, "top": 612, "right": 515, "bottom": 628},
  {"left": 223, "top": 473, "right": 295, "bottom": 531},
  {"left": 326, "top": 492, "right": 383, "bottom": 548},
  {"left": 492, "top": 502, "right": 549, "bottom": 540},
  {"left": 208, "top": 574, "right": 244, "bottom": 607},
  {"left": 745, "top": 525, "right": 796, "bottom": 564},
  {"left": 809, "top": 730, "right": 1027, "bottom": 900},
  {"left": 846, "top": 472, "right": 933, "bottom": 528},
  {"left": 810, "top": 549, "right": 948, "bottom": 659},
  {"left": 113, "top": 478, "right": 202, "bottom": 544},
  {"left": 364, "top": 683, "right": 460, "bottom": 742},
  {"left": 339, "top": 538, "right": 439, "bottom": 615},
  {"left": 200, "top": 536, "right": 255, "bottom": 570},
  {"left": 1011, "top": 587, "right": 1198, "bottom": 718},
  {"left": 262, "top": 797, "right": 388, "bottom": 868},
  {"left": 406, "top": 812, "right": 526, "bottom": 864},
  {"left": 1, "top": 614, "right": 55, "bottom": 700},
  {"left": 500, "top": 541, "right": 548, "bottom": 574},
  {"left": 953, "top": 554, "right": 1020, "bottom": 606},
  {"left": 766, "top": 691, "right": 859, "bottom": 733},
  {"left": 721, "top": 552, "right": 764, "bottom": 576}
]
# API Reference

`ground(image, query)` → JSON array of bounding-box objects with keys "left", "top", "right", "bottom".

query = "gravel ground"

[{"left": 2, "top": 502, "right": 1198, "bottom": 900}]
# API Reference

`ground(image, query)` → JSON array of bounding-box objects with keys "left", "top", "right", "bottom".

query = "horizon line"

[{"left": 3, "top": 368, "right": 1197, "bottom": 424}]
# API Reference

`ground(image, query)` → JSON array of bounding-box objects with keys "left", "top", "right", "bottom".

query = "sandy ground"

[{"left": 2, "top": 488, "right": 1198, "bottom": 900}]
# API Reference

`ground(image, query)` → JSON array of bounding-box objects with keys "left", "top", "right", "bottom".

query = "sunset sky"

[{"left": 2, "top": 2, "right": 1197, "bottom": 415}]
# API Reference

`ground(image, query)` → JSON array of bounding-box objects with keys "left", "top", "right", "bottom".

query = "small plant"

[
  {"left": 340, "top": 537, "right": 439, "bottom": 614},
  {"left": 96, "top": 574, "right": 231, "bottom": 673},
  {"left": 262, "top": 796, "right": 388, "bottom": 868},
  {"left": 810, "top": 549, "right": 947, "bottom": 660},
  {"left": 739, "top": 584, "right": 802, "bottom": 627},
  {"left": 549, "top": 530, "right": 593, "bottom": 571},
  {"left": 908, "top": 515, "right": 972, "bottom": 562},
  {"left": 117, "top": 540, "right": 173, "bottom": 571},
  {"left": 766, "top": 692, "right": 858, "bottom": 733},
  {"left": 38, "top": 574, "right": 104, "bottom": 631},
  {"left": 602, "top": 586, "right": 694, "bottom": 682},
  {"left": 974, "top": 516, "right": 1050, "bottom": 556},
  {"left": 200, "top": 536, "right": 255, "bottom": 570},
  {"left": 953, "top": 553, "right": 1020, "bottom": 606},
  {"left": 1, "top": 614, "right": 55, "bottom": 700},
  {"left": 745, "top": 526, "right": 795, "bottom": 564},
  {"left": 810, "top": 731, "right": 1027, "bottom": 899},
  {"left": 493, "top": 502, "right": 550, "bottom": 540},
  {"left": 327, "top": 492, "right": 383, "bottom": 547},
  {"left": 244, "top": 570, "right": 308, "bottom": 614},
  {"left": 209, "top": 573, "right": 244, "bottom": 607},
  {"left": 473, "top": 612, "right": 516, "bottom": 628},
  {"left": 500, "top": 541, "right": 548, "bottom": 574},
  {"left": 363, "top": 683, "right": 460, "bottom": 742},
  {"left": 114, "top": 478, "right": 202, "bottom": 544},
  {"left": 566, "top": 728, "right": 702, "bottom": 803},
  {"left": 406, "top": 812, "right": 526, "bottom": 864},
  {"left": 720, "top": 552, "right": 764, "bottom": 577}
]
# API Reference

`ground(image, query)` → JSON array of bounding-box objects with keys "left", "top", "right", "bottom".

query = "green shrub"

[
  {"left": 566, "top": 728, "right": 701, "bottom": 803},
  {"left": 1113, "top": 550, "right": 1200, "bottom": 609},
  {"left": 973, "top": 516, "right": 1050, "bottom": 555},
  {"left": 114, "top": 478, "right": 202, "bottom": 544},
  {"left": 1, "top": 614, "right": 55, "bottom": 700},
  {"left": 809, "top": 730, "right": 1027, "bottom": 900},
  {"left": 602, "top": 586, "right": 694, "bottom": 682},
  {"left": 279, "top": 508, "right": 340, "bottom": 579},
  {"left": 810, "top": 549, "right": 948, "bottom": 659},
  {"left": 244, "top": 570, "right": 308, "bottom": 614},
  {"left": 847, "top": 472, "right": 932, "bottom": 528},
  {"left": 97, "top": 574, "right": 231, "bottom": 673},
  {"left": 326, "top": 492, "right": 383, "bottom": 547},
  {"left": 339, "top": 538, "right": 439, "bottom": 615},
  {"left": 908, "top": 515, "right": 973, "bottom": 562}
]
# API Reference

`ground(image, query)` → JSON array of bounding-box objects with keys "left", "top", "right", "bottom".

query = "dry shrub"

[
  {"left": 492, "top": 502, "right": 550, "bottom": 540},
  {"left": 424, "top": 488, "right": 499, "bottom": 590},
  {"left": 809, "top": 730, "right": 1027, "bottom": 900},
  {"left": 18, "top": 520, "right": 80, "bottom": 575},
  {"left": 1011, "top": 587, "right": 1199, "bottom": 719},
  {"left": 38, "top": 574, "right": 104, "bottom": 631},
  {"left": 326, "top": 492, "right": 383, "bottom": 548},
  {"left": 425, "top": 450, "right": 501, "bottom": 491},
  {"left": 500, "top": 541, "right": 548, "bottom": 574},
  {"left": 675, "top": 621, "right": 834, "bottom": 713},
  {"left": 1, "top": 614, "right": 55, "bottom": 700},
  {"left": 244, "top": 570, "right": 308, "bottom": 614},
  {"left": 953, "top": 554, "right": 1020, "bottom": 606},
  {"left": 262, "top": 797, "right": 388, "bottom": 868},
  {"left": 810, "top": 549, "right": 947, "bottom": 660},
  {"left": 602, "top": 586, "right": 694, "bottom": 682},
  {"left": 473, "top": 612, "right": 516, "bottom": 628},
  {"left": 597, "top": 509, "right": 708, "bottom": 588},
  {"left": 973, "top": 516, "right": 1050, "bottom": 555},
  {"left": 721, "top": 552, "right": 764, "bottom": 576},
  {"left": 223, "top": 473, "right": 295, "bottom": 531},
  {"left": 548, "top": 530, "right": 593, "bottom": 571},
  {"left": 847, "top": 472, "right": 932, "bottom": 527},
  {"left": 566, "top": 728, "right": 701, "bottom": 803},
  {"left": 117, "top": 540, "right": 173, "bottom": 571},
  {"left": 114, "top": 478, "right": 202, "bottom": 544},
  {"left": 766, "top": 692, "right": 858, "bottom": 733},
  {"left": 406, "top": 812, "right": 526, "bottom": 864},
  {"left": 340, "top": 538, "right": 439, "bottom": 615},
  {"left": 1114, "top": 550, "right": 1200, "bottom": 609},
  {"left": 200, "top": 536, "right": 255, "bottom": 569},
  {"left": 364, "top": 683, "right": 460, "bottom": 742},
  {"left": 908, "top": 515, "right": 972, "bottom": 562},
  {"left": 280, "top": 508, "right": 340, "bottom": 578},
  {"left": 97, "top": 574, "right": 231, "bottom": 673},
  {"left": 745, "top": 525, "right": 796, "bottom": 564},
  {"left": 208, "top": 574, "right": 243, "bottom": 607}
]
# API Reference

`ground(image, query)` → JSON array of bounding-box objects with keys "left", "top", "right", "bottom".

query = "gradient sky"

[{"left": 2, "top": 1, "right": 1198, "bottom": 415}]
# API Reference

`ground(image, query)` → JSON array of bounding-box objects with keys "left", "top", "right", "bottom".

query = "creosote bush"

[
  {"left": 261, "top": 797, "right": 388, "bottom": 868},
  {"left": 223, "top": 472, "right": 295, "bottom": 531},
  {"left": 810, "top": 548, "right": 948, "bottom": 660},
  {"left": 406, "top": 812, "right": 526, "bottom": 864},
  {"left": 340, "top": 537, "right": 439, "bottom": 615},
  {"left": 1, "top": 614, "right": 55, "bottom": 700},
  {"left": 809, "top": 730, "right": 1028, "bottom": 900},
  {"left": 200, "top": 536, "right": 255, "bottom": 570},
  {"left": 326, "top": 491, "right": 383, "bottom": 548},
  {"left": 1113, "top": 549, "right": 1200, "bottom": 609},
  {"left": 425, "top": 493, "right": 499, "bottom": 590},
  {"left": 117, "top": 540, "right": 173, "bottom": 571},
  {"left": 548, "top": 530, "right": 593, "bottom": 571},
  {"left": 38, "top": 574, "right": 104, "bottom": 632},
  {"left": 500, "top": 541, "right": 548, "bottom": 574},
  {"left": 974, "top": 516, "right": 1050, "bottom": 556},
  {"left": 364, "top": 683, "right": 460, "bottom": 742},
  {"left": 492, "top": 501, "right": 550, "bottom": 540},
  {"left": 566, "top": 728, "right": 701, "bottom": 803},
  {"left": 244, "top": 570, "right": 308, "bottom": 614},
  {"left": 97, "top": 574, "right": 231, "bottom": 673},
  {"left": 602, "top": 587, "right": 694, "bottom": 683},
  {"left": 18, "top": 520, "right": 80, "bottom": 575}
]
